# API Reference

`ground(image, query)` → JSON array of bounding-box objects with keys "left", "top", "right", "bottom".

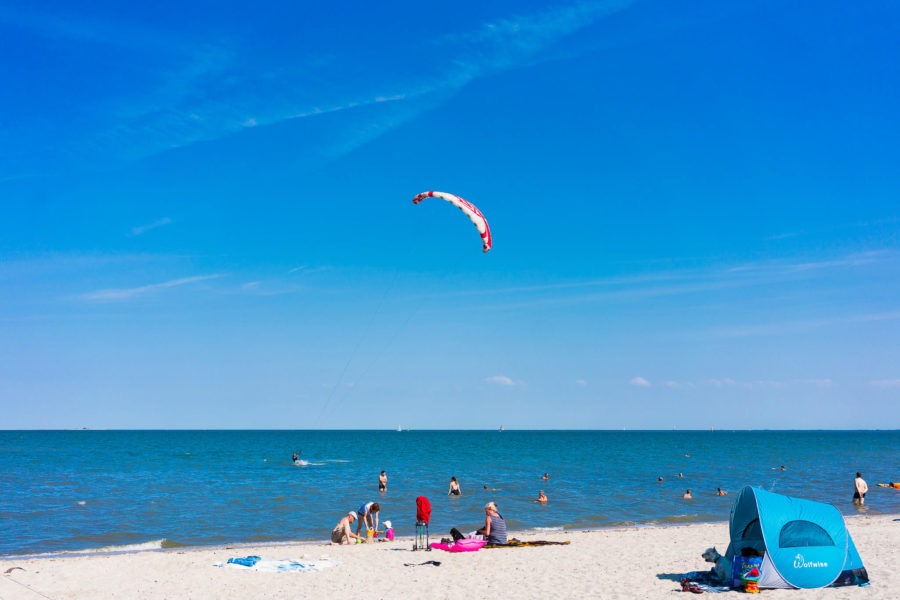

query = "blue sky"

[{"left": 2, "top": 0, "right": 898, "bottom": 430}]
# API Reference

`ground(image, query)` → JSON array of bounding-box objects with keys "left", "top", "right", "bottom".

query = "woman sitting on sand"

[
  {"left": 477, "top": 502, "right": 508, "bottom": 544},
  {"left": 331, "top": 512, "right": 364, "bottom": 545}
]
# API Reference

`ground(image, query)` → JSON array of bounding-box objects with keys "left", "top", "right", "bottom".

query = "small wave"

[
  {"left": 530, "top": 526, "right": 565, "bottom": 533},
  {"left": 92, "top": 539, "right": 170, "bottom": 553},
  {"left": 3, "top": 539, "right": 182, "bottom": 561}
]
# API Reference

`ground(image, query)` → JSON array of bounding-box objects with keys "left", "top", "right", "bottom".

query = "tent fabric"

[{"left": 726, "top": 486, "right": 868, "bottom": 589}]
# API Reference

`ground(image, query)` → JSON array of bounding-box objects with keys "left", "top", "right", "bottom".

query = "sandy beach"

[{"left": 2, "top": 514, "right": 895, "bottom": 600}]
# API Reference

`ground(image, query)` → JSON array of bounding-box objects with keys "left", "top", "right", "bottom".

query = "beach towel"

[
  {"left": 484, "top": 539, "right": 571, "bottom": 548},
  {"left": 430, "top": 538, "right": 487, "bottom": 552},
  {"left": 416, "top": 496, "right": 431, "bottom": 524},
  {"left": 678, "top": 571, "right": 732, "bottom": 593},
  {"left": 217, "top": 556, "right": 336, "bottom": 573}
]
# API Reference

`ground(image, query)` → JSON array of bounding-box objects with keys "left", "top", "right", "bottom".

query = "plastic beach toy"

[{"left": 742, "top": 567, "right": 761, "bottom": 593}]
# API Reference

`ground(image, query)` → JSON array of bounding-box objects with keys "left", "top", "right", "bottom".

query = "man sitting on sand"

[{"left": 331, "top": 511, "right": 365, "bottom": 545}]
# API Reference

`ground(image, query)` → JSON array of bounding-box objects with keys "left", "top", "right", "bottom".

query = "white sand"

[{"left": 2, "top": 514, "right": 895, "bottom": 599}]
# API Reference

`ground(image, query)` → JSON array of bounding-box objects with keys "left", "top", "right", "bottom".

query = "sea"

[{"left": 1, "top": 430, "right": 898, "bottom": 558}]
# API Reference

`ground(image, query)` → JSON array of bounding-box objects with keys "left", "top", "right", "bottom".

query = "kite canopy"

[{"left": 412, "top": 191, "right": 492, "bottom": 253}]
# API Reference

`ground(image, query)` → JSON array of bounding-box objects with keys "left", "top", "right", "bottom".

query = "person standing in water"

[
  {"left": 448, "top": 476, "right": 462, "bottom": 496},
  {"left": 853, "top": 472, "right": 868, "bottom": 505},
  {"left": 378, "top": 470, "right": 387, "bottom": 493}
]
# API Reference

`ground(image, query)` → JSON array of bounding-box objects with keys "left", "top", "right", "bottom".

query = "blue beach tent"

[{"left": 726, "top": 486, "right": 868, "bottom": 589}]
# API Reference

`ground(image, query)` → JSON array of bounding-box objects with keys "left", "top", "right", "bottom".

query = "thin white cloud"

[
  {"left": 6, "top": 1, "right": 637, "bottom": 176},
  {"left": 425, "top": 250, "right": 898, "bottom": 314},
  {"left": 715, "top": 310, "right": 900, "bottom": 338},
  {"left": 630, "top": 376, "right": 651, "bottom": 387},
  {"left": 486, "top": 375, "right": 516, "bottom": 386},
  {"left": 871, "top": 379, "right": 900, "bottom": 389},
  {"left": 575, "top": 378, "right": 587, "bottom": 386},
  {"left": 80, "top": 274, "right": 222, "bottom": 302},
  {"left": 130, "top": 217, "right": 172, "bottom": 236}
]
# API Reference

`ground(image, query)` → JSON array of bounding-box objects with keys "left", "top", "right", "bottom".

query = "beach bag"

[{"left": 732, "top": 555, "right": 763, "bottom": 588}]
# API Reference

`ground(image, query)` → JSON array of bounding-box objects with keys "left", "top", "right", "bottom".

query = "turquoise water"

[{"left": 1, "top": 430, "right": 897, "bottom": 557}]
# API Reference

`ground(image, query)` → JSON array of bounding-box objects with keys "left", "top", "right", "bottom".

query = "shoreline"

[
  {"left": 3, "top": 515, "right": 895, "bottom": 599},
  {"left": 1, "top": 511, "right": 885, "bottom": 563}
]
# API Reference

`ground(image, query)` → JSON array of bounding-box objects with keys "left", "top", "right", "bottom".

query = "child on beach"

[{"left": 383, "top": 520, "right": 394, "bottom": 541}]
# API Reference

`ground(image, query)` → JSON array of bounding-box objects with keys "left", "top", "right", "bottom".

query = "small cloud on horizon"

[
  {"left": 486, "top": 375, "right": 516, "bottom": 386},
  {"left": 664, "top": 378, "right": 833, "bottom": 390},
  {"left": 630, "top": 376, "right": 651, "bottom": 387},
  {"left": 575, "top": 378, "right": 587, "bottom": 386},
  {"left": 871, "top": 379, "right": 900, "bottom": 389}
]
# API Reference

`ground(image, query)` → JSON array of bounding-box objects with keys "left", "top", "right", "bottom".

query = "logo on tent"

[{"left": 793, "top": 554, "right": 828, "bottom": 569}]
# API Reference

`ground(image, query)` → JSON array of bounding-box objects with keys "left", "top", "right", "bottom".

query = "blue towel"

[{"left": 227, "top": 555, "right": 261, "bottom": 567}]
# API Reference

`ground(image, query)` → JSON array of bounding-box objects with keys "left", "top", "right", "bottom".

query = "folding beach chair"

[{"left": 413, "top": 495, "right": 431, "bottom": 551}]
